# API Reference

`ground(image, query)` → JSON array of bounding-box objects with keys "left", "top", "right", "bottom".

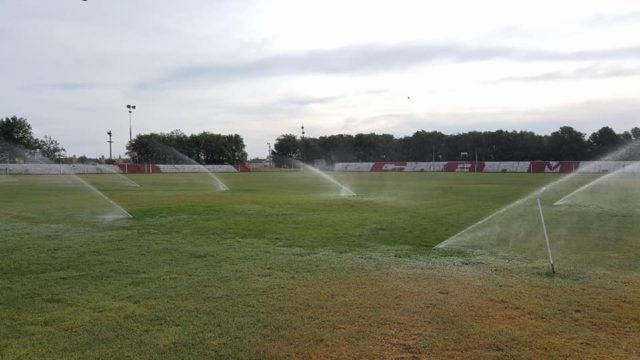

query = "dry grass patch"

[{"left": 259, "top": 262, "right": 640, "bottom": 359}]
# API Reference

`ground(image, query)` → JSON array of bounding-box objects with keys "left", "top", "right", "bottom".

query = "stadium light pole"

[
  {"left": 107, "top": 131, "right": 113, "bottom": 160},
  {"left": 126, "top": 104, "right": 136, "bottom": 142},
  {"left": 267, "top": 142, "right": 271, "bottom": 165},
  {"left": 300, "top": 123, "right": 305, "bottom": 164}
]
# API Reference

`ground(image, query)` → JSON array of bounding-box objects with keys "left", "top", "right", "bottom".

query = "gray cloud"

[
  {"left": 341, "top": 98, "right": 640, "bottom": 136},
  {"left": 364, "top": 89, "right": 389, "bottom": 95},
  {"left": 276, "top": 96, "right": 342, "bottom": 107},
  {"left": 499, "top": 66, "right": 640, "bottom": 82},
  {"left": 45, "top": 82, "right": 98, "bottom": 91},
  {"left": 139, "top": 43, "right": 640, "bottom": 89},
  {"left": 586, "top": 11, "right": 640, "bottom": 26}
]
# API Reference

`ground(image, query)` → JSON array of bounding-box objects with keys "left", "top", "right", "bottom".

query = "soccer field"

[{"left": 1, "top": 172, "right": 639, "bottom": 359}]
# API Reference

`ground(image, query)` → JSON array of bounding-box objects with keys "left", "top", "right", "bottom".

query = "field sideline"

[{"left": 1, "top": 172, "right": 638, "bottom": 359}]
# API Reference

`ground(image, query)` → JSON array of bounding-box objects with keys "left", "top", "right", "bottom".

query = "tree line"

[
  {"left": 4, "top": 115, "right": 638, "bottom": 166},
  {"left": 273, "top": 126, "right": 640, "bottom": 166},
  {"left": 0, "top": 116, "right": 66, "bottom": 162},
  {"left": 127, "top": 130, "right": 248, "bottom": 165},
  {"left": 1, "top": 116, "right": 248, "bottom": 165}
]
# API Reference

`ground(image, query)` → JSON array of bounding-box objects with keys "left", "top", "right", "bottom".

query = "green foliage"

[
  {"left": 272, "top": 134, "right": 300, "bottom": 166},
  {"left": 631, "top": 126, "right": 640, "bottom": 141},
  {"left": 546, "top": 126, "right": 588, "bottom": 161},
  {"left": 318, "top": 134, "right": 356, "bottom": 162},
  {"left": 0, "top": 116, "right": 39, "bottom": 161},
  {"left": 274, "top": 126, "right": 638, "bottom": 164},
  {"left": 401, "top": 130, "right": 446, "bottom": 161},
  {"left": 38, "top": 135, "right": 66, "bottom": 161},
  {"left": 588, "top": 126, "right": 622, "bottom": 158},
  {"left": 127, "top": 130, "right": 247, "bottom": 165},
  {"left": 0, "top": 116, "right": 37, "bottom": 148},
  {"left": 1, "top": 116, "right": 66, "bottom": 162},
  {"left": 353, "top": 133, "right": 397, "bottom": 161}
]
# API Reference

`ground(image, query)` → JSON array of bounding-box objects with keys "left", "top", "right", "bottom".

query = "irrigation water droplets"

[
  {"left": 147, "top": 141, "right": 229, "bottom": 191},
  {"left": 436, "top": 141, "right": 640, "bottom": 272},
  {"left": 293, "top": 160, "right": 357, "bottom": 197},
  {"left": 0, "top": 141, "right": 133, "bottom": 220}
]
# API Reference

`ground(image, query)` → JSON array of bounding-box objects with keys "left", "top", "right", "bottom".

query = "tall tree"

[
  {"left": 318, "top": 134, "right": 355, "bottom": 163},
  {"left": 0, "top": 116, "right": 37, "bottom": 161},
  {"left": 38, "top": 136, "right": 66, "bottom": 161},
  {"left": 588, "top": 126, "right": 621, "bottom": 158},
  {"left": 630, "top": 127, "right": 640, "bottom": 141},
  {"left": 272, "top": 134, "right": 300, "bottom": 166},
  {"left": 127, "top": 130, "right": 247, "bottom": 165},
  {"left": 353, "top": 133, "right": 396, "bottom": 161},
  {"left": 1, "top": 115, "right": 65, "bottom": 162},
  {"left": 404, "top": 130, "right": 446, "bottom": 161},
  {"left": 546, "top": 126, "right": 588, "bottom": 160},
  {"left": 0, "top": 116, "right": 37, "bottom": 148}
]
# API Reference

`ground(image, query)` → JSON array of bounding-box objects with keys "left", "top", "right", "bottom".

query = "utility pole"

[
  {"left": 126, "top": 104, "right": 136, "bottom": 142},
  {"left": 107, "top": 131, "right": 113, "bottom": 160}
]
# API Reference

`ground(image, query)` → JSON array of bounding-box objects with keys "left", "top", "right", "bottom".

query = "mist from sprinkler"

[
  {"left": 292, "top": 160, "right": 356, "bottom": 197},
  {"left": 96, "top": 164, "right": 140, "bottom": 187},
  {"left": 147, "top": 141, "right": 229, "bottom": 191},
  {"left": 435, "top": 141, "right": 640, "bottom": 272},
  {"left": 0, "top": 141, "right": 133, "bottom": 219}
]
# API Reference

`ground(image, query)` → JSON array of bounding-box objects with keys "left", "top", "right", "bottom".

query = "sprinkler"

[{"left": 537, "top": 197, "right": 555, "bottom": 274}]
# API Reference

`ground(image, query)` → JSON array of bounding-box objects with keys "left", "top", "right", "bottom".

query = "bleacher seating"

[{"left": 333, "top": 161, "right": 640, "bottom": 173}]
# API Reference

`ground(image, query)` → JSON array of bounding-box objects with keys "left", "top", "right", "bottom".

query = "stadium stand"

[
  {"left": 333, "top": 162, "right": 375, "bottom": 172},
  {"left": 1, "top": 164, "right": 249, "bottom": 175},
  {"left": 334, "top": 161, "right": 640, "bottom": 173}
]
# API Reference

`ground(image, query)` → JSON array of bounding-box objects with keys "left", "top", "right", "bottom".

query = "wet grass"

[{"left": 1, "top": 172, "right": 638, "bottom": 359}]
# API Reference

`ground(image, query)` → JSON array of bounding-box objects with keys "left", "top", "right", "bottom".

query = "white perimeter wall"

[
  {"left": 333, "top": 161, "right": 640, "bottom": 173},
  {"left": 0, "top": 164, "right": 239, "bottom": 175},
  {"left": 4, "top": 162, "right": 640, "bottom": 174},
  {"left": 333, "top": 162, "right": 375, "bottom": 172},
  {"left": 156, "top": 164, "right": 238, "bottom": 173},
  {"left": 0, "top": 164, "right": 122, "bottom": 175}
]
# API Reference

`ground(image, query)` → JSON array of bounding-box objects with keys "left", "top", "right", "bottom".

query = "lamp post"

[
  {"left": 126, "top": 104, "right": 136, "bottom": 142},
  {"left": 107, "top": 131, "right": 113, "bottom": 160}
]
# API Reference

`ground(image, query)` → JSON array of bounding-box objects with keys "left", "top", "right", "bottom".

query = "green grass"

[{"left": 1, "top": 172, "right": 639, "bottom": 359}]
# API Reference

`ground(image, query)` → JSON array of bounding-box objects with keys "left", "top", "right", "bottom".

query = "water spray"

[
  {"left": 536, "top": 197, "right": 555, "bottom": 274},
  {"left": 554, "top": 162, "right": 640, "bottom": 206},
  {"left": 293, "top": 160, "right": 356, "bottom": 196},
  {"left": 150, "top": 141, "right": 229, "bottom": 191},
  {"left": 96, "top": 164, "right": 140, "bottom": 187},
  {"left": 436, "top": 143, "right": 640, "bottom": 250},
  {"left": 0, "top": 141, "right": 134, "bottom": 219}
]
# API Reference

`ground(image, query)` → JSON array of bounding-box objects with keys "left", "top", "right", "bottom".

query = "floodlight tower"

[
  {"left": 267, "top": 142, "right": 271, "bottom": 165},
  {"left": 107, "top": 131, "right": 113, "bottom": 160},
  {"left": 300, "top": 123, "right": 305, "bottom": 163},
  {"left": 126, "top": 104, "right": 136, "bottom": 142}
]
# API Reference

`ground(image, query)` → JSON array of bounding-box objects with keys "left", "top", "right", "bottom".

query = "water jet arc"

[
  {"left": 537, "top": 198, "right": 555, "bottom": 273},
  {"left": 97, "top": 164, "right": 140, "bottom": 187},
  {"left": 554, "top": 162, "right": 640, "bottom": 206},
  {"left": 149, "top": 141, "right": 229, "bottom": 191},
  {"left": 293, "top": 160, "right": 356, "bottom": 196}
]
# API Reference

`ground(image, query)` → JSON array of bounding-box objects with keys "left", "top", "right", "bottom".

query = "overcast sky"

[{"left": 1, "top": 0, "right": 639, "bottom": 158}]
